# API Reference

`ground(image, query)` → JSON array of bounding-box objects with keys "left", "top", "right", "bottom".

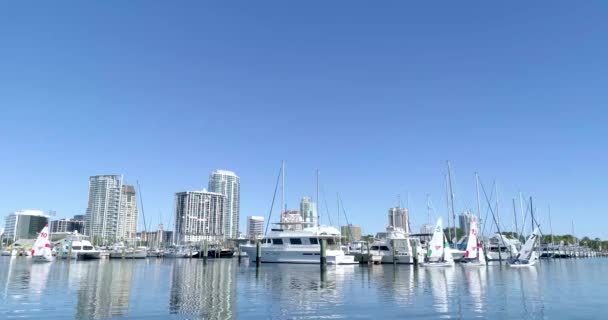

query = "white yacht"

[
  {"left": 60, "top": 232, "right": 101, "bottom": 260},
  {"left": 241, "top": 223, "right": 356, "bottom": 265},
  {"left": 368, "top": 226, "right": 424, "bottom": 264},
  {"left": 109, "top": 244, "right": 147, "bottom": 259},
  {"left": 485, "top": 233, "right": 520, "bottom": 262}
]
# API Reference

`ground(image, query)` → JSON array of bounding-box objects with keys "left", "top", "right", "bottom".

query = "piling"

[
  {"left": 203, "top": 240, "right": 208, "bottom": 264},
  {"left": 67, "top": 241, "right": 73, "bottom": 261},
  {"left": 366, "top": 241, "right": 371, "bottom": 264},
  {"left": 122, "top": 247, "right": 126, "bottom": 259},
  {"left": 256, "top": 239, "right": 262, "bottom": 267},
  {"left": 320, "top": 239, "right": 327, "bottom": 268},
  {"left": 392, "top": 240, "right": 397, "bottom": 265}
]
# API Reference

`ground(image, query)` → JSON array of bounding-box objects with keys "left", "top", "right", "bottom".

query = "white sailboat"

[
  {"left": 32, "top": 225, "right": 53, "bottom": 263},
  {"left": 461, "top": 219, "right": 486, "bottom": 266},
  {"left": 421, "top": 218, "right": 454, "bottom": 267},
  {"left": 508, "top": 227, "right": 540, "bottom": 267}
]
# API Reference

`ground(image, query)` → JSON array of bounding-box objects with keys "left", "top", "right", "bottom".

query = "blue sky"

[{"left": 1, "top": 2, "right": 607, "bottom": 238}]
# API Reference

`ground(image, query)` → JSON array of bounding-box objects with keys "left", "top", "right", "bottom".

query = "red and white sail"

[{"left": 32, "top": 225, "right": 52, "bottom": 257}]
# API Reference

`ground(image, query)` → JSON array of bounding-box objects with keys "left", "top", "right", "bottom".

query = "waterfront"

[{"left": 1, "top": 257, "right": 606, "bottom": 319}]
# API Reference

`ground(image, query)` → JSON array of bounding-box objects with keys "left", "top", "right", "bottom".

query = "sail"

[
  {"left": 465, "top": 220, "right": 479, "bottom": 259},
  {"left": 32, "top": 225, "right": 51, "bottom": 257},
  {"left": 518, "top": 227, "right": 539, "bottom": 261},
  {"left": 427, "top": 218, "right": 445, "bottom": 259}
]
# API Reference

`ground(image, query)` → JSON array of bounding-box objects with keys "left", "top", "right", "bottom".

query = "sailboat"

[
  {"left": 31, "top": 225, "right": 53, "bottom": 263},
  {"left": 461, "top": 219, "right": 486, "bottom": 266},
  {"left": 421, "top": 218, "right": 454, "bottom": 267},
  {"left": 508, "top": 227, "right": 540, "bottom": 267}
]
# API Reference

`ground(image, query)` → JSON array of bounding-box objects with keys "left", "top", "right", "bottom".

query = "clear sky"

[{"left": 1, "top": 2, "right": 607, "bottom": 238}]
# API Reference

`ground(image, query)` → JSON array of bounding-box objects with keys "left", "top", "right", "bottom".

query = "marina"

[{"left": 2, "top": 256, "right": 608, "bottom": 319}]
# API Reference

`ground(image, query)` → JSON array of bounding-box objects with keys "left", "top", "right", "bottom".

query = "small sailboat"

[
  {"left": 421, "top": 218, "right": 454, "bottom": 267},
  {"left": 461, "top": 219, "right": 486, "bottom": 266},
  {"left": 31, "top": 225, "right": 53, "bottom": 263},
  {"left": 508, "top": 227, "right": 540, "bottom": 267}
]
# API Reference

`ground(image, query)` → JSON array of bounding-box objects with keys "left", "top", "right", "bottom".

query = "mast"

[
  {"left": 137, "top": 181, "right": 148, "bottom": 246},
  {"left": 445, "top": 174, "right": 452, "bottom": 243},
  {"left": 447, "top": 161, "right": 457, "bottom": 242},
  {"left": 512, "top": 199, "right": 519, "bottom": 240},
  {"left": 316, "top": 169, "right": 320, "bottom": 227},
  {"left": 519, "top": 192, "right": 525, "bottom": 236},
  {"left": 337, "top": 193, "right": 340, "bottom": 228},
  {"left": 281, "top": 160, "right": 285, "bottom": 216},
  {"left": 529, "top": 196, "right": 535, "bottom": 232},
  {"left": 548, "top": 205, "right": 554, "bottom": 245},
  {"left": 475, "top": 173, "right": 481, "bottom": 228}
]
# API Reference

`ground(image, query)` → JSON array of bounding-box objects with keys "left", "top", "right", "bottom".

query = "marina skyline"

[{"left": 2, "top": 2, "right": 608, "bottom": 238}]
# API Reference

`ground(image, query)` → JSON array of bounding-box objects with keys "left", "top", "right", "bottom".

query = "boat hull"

[
  {"left": 109, "top": 250, "right": 147, "bottom": 259},
  {"left": 241, "top": 246, "right": 356, "bottom": 265},
  {"left": 420, "top": 261, "right": 454, "bottom": 267},
  {"left": 32, "top": 255, "right": 53, "bottom": 263}
]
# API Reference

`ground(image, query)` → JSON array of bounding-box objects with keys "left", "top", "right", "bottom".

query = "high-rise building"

[
  {"left": 174, "top": 190, "right": 225, "bottom": 243},
  {"left": 50, "top": 216, "right": 85, "bottom": 234},
  {"left": 208, "top": 170, "right": 240, "bottom": 239},
  {"left": 340, "top": 224, "right": 362, "bottom": 241},
  {"left": 85, "top": 175, "right": 123, "bottom": 243},
  {"left": 388, "top": 207, "right": 410, "bottom": 233},
  {"left": 117, "top": 185, "right": 139, "bottom": 240},
  {"left": 4, "top": 210, "right": 50, "bottom": 242},
  {"left": 246, "top": 216, "right": 264, "bottom": 239},
  {"left": 299, "top": 197, "right": 317, "bottom": 227},
  {"left": 459, "top": 211, "right": 475, "bottom": 234}
]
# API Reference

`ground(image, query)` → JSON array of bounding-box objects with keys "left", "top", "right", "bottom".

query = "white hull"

[
  {"left": 241, "top": 246, "right": 356, "bottom": 265},
  {"left": 164, "top": 251, "right": 199, "bottom": 258},
  {"left": 109, "top": 250, "right": 147, "bottom": 259},
  {"left": 460, "top": 260, "right": 486, "bottom": 267},
  {"left": 508, "top": 260, "right": 538, "bottom": 267},
  {"left": 62, "top": 251, "right": 101, "bottom": 260},
  {"left": 32, "top": 255, "right": 53, "bottom": 263},
  {"left": 421, "top": 261, "right": 454, "bottom": 267}
]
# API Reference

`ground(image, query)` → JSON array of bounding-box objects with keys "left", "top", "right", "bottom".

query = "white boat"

[
  {"left": 460, "top": 219, "right": 485, "bottom": 266},
  {"left": 485, "top": 233, "right": 520, "bottom": 262},
  {"left": 509, "top": 227, "right": 540, "bottom": 267},
  {"left": 163, "top": 246, "right": 199, "bottom": 258},
  {"left": 368, "top": 226, "right": 425, "bottom": 264},
  {"left": 32, "top": 225, "right": 53, "bottom": 263},
  {"left": 60, "top": 232, "right": 101, "bottom": 260},
  {"left": 241, "top": 223, "right": 356, "bottom": 265},
  {"left": 109, "top": 245, "right": 148, "bottom": 259},
  {"left": 421, "top": 218, "right": 454, "bottom": 267}
]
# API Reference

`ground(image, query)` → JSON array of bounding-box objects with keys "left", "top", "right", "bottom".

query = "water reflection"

[
  {"left": 73, "top": 260, "right": 134, "bottom": 319},
  {"left": 28, "top": 263, "right": 51, "bottom": 296},
  {"left": 169, "top": 259, "right": 236, "bottom": 319},
  {"left": 463, "top": 267, "right": 487, "bottom": 314}
]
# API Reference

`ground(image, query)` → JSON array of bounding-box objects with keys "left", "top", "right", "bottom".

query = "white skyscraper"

[
  {"left": 174, "top": 190, "right": 225, "bottom": 243},
  {"left": 117, "top": 185, "right": 139, "bottom": 240},
  {"left": 299, "top": 197, "right": 317, "bottom": 226},
  {"left": 246, "top": 216, "right": 264, "bottom": 239},
  {"left": 85, "top": 175, "right": 123, "bottom": 243},
  {"left": 208, "top": 170, "right": 240, "bottom": 239}
]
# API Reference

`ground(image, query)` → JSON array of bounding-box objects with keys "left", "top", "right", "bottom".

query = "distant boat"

[
  {"left": 421, "top": 218, "right": 454, "bottom": 267},
  {"left": 461, "top": 219, "right": 485, "bottom": 266},
  {"left": 508, "top": 227, "right": 540, "bottom": 267},
  {"left": 367, "top": 226, "right": 424, "bottom": 264},
  {"left": 60, "top": 232, "right": 101, "bottom": 260},
  {"left": 163, "top": 246, "right": 199, "bottom": 258},
  {"left": 109, "top": 245, "right": 148, "bottom": 259},
  {"left": 32, "top": 225, "right": 53, "bottom": 263}
]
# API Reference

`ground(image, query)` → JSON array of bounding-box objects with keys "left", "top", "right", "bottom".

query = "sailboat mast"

[
  {"left": 337, "top": 193, "right": 340, "bottom": 228},
  {"left": 548, "top": 205, "right": 554, "bottom": 245},
  {"left": 445, "top": 174, "right": 452, "bottom": 243},
  {"left": 512, "top": 199, "right": 519, "bottom": 240},
  {"left": 316, "top": 169, "right": 320, "bottom": 227},
  {"left": 447, "top": 161, "right": 456, "bottom": 241},
  {"left": 475, "top": 173, "right": 481, "bottom": 227},
  {"left": 426, "top": 194, "right": 431, "bottom": 225},
  {"left": 519, "top": 192, "right": 525, "bottom": 236},
  {"left": 281, "top": 160, "right": 285, "bottom": 215},
  {"left": 530, "top": 196, "right": 535, "bottom": 231}
]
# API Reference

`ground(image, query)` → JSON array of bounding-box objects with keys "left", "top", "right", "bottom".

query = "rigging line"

[
  {"left": 321, "top": 185, "right": 334, "bottom": 226},
  {"left": 480, "top": 177, "right": 512, "bottom": 258},
  {"left": 338, "top": 193, "right": 353, "bottom": 241},
  {"left": 480, "top": 181, "right": 495, "bottom": 237},
  {"left": 264, "top": 164, "right": 283, "bottom": 236}
]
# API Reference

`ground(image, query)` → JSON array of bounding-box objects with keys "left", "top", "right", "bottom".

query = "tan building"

[{"left": 340, "top": 224, "right": 362, "bottom": 241}]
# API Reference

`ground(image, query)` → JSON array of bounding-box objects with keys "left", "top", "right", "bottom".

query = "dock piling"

[
  {"left": 256, "top": 239, "right": 262, "bottom": 267},
  {"left": 320, "top": 239, "right": 327, "bottom": 268}
]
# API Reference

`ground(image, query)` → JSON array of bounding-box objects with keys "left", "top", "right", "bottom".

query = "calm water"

[{"left": 0, "top": 257, "right": 606, "bottom": 319}]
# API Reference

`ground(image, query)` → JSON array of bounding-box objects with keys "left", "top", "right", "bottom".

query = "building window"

[
  {"left": 272, "top": 238, "right": 283, "bottom": 245},
  {"left": 289, "top": 238, "right": 303, "bottom": 245}
]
